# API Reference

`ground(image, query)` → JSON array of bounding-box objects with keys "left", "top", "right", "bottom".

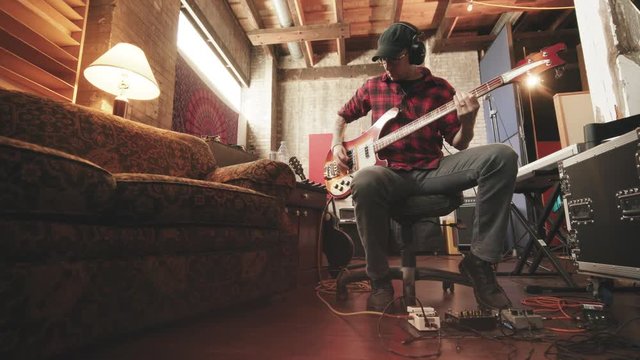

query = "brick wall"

[
  {"left": 423, "top": 44, "right": 487, "bottom": 149},
  {"left": 241, "top": 47, "right": 276, "bottom": 157},
  {"left": 76, "top": 0, "right": 180, "bottom": 129},
  {"left": 265, "top": 47, "right": 486, "bottom": 178}
]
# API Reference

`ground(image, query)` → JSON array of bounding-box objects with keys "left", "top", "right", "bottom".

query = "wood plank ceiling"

[{"left": 227, "top": 0, "right": 577, "bottom": 67}]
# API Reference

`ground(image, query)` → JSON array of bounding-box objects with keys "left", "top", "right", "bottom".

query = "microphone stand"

[{"left": 486, "top": 94, "right": 500, "bottom": 143}]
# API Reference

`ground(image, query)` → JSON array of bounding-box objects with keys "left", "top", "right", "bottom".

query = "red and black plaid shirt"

[{"left": 338, "top": 67, "right": 461, "bottom": 170}]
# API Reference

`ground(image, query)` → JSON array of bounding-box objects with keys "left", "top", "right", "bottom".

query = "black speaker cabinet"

[
  {"left": 338, "top": 221, "right": 364, "bottom": 258},
  {"left": 455, "top": 199, "right": 476, "bottom": 251}
]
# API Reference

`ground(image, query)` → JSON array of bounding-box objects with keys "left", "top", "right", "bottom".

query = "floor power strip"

[{"left": 407, "top": 306, "right": 441, "bottom": 331}]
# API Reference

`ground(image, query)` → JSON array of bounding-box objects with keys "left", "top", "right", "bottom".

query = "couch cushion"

[
  {"left": 208, "top": 159, "right": 296, "bottom": 200},
  {"left": 0, "top": 136, "right": 116, "bottom": 219},
  {"left": 0, "top": 89, "right": 216, "bottom": 179},
  {"left": 113, "top": 173, "right": 280, "bottom": 227}
]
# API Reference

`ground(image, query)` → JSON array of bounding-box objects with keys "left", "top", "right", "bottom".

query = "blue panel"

[
  {"left": 479, "top": 25, "right": 529, "bottom": 253},
  {"left": 479, "top": 27, "right": 524, "bottom": 165}
]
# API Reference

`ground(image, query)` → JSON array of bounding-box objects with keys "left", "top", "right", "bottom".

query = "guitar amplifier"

[
  {"left": 339, "top": 207, "right": 355, "bottom": 221},
  {"left": 560, "top": 128, "right": 640, "bottom": 280},
  {"left": 454, "top": 198, "right": 476, "bottom": 251}
]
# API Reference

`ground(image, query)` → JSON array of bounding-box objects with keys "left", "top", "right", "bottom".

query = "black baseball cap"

[{"left": 371, "top": 23, "right": 416, "bottom": 62}]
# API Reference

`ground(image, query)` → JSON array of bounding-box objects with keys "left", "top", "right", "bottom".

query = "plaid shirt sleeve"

[
  {"left": 335, "top": 69, "right": 464, "bottom": 170},
  {"left": 337, "top": 80, "right": 372, "bottom": 123},
  {"left": 433, "top": 78, "right": 461, "bottom": 146}
]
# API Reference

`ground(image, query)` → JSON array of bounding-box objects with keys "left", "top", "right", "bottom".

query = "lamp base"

[{"left": 113, "top": 98, "right": 129, "bottom": 118}]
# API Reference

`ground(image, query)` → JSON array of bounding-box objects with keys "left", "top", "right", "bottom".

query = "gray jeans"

[{"left": 351, "top": 144, "right": 518, "bottom": 281}]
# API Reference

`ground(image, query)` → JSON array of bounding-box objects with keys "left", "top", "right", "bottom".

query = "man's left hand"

[{"left": 454, "top": 91, "right": 479, "bottom": 127}]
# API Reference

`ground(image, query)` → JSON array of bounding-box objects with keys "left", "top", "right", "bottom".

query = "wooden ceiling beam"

[
  {"left": 333, "top": 0, "right": 346, "bottom": 65},
  {"left": 288, "top": 0, "right": 313, "bottom": 67},
  {"left": 431, "top": 16, "right": 457, "bottom": 53},
  {"left": 548, "top": 9, "right": 574, "bottom": 31},
  {"left": 491, "top": 12, "right": 523, "bottom": 35},
  {"left": 391, "top": 0, "right": 403, "bottom": 23},
  {"left": 448, "top": 0, "right": 574, "bottom": 17},
  {"left": 247, "top": 23, "right": 350, "bottom": 45},
  {"left": 432, "top": 28, "right": 579, "bottom": 53},
  {"left": 513, "top": 11, "right": 541, "bottom": 33},
  {"left": 429, "top": 1, "right": 454, "bottom": 53},
  {"left": 431, "top": 0, "right": 450, "bottom": 30},
  {"left": 238, "top": 0, "right": 274, "bottom": 58},
  {"left": 432, "top": 34, "right": 496, "bottom": 53}
]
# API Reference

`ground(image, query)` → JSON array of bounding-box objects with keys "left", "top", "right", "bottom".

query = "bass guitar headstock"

[
  {"left": 503, "top": 43, "right": 567, "bottom": 84},
  {"left": 288, "top": 156, "right": 307, "bottom": 181}
]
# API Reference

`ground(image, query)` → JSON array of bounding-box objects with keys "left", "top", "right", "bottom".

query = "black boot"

[
  {"left": 366, "top": 277, "right": 394, "bottom": 312},
  {"left": 459, "top": 253, "right": 512, "bottom": 310}
]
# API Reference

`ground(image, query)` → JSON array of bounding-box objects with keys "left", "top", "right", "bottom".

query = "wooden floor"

[{"left": 67, "top": 255, "right": 639, "bottom": 360}]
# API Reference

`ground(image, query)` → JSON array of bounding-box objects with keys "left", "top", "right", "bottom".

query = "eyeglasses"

[{"left": 377, "top": 52, "right": 407, "bottom": 64}]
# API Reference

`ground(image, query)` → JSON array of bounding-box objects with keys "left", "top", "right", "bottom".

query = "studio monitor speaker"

[{"left": 455, "top": 198, "right": 476, "bottom": 251}]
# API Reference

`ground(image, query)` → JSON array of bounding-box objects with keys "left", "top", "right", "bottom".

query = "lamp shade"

[{"left": 84, "top": 43, "right": 160, "bottom": 100}]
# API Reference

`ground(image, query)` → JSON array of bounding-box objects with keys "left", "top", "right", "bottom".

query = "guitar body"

[{"left": 323, "top": 107, "right": 398, "bottom": 198}]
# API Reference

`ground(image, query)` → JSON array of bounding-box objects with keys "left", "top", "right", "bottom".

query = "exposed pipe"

[{"left": 272, "top": 0, "right": 303, "bottom": 59}]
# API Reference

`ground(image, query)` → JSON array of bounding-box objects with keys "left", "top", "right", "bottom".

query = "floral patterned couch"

[{"left": 0, "top": 89, "right": 297, "bottom": 359}]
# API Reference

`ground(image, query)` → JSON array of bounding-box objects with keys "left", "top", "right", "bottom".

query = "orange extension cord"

[{"left": 520, "top": 296, "right": 605, "bottom": 333}]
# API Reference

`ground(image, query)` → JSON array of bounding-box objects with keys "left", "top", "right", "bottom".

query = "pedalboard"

[
  {"left": 499, "top": 309, "right": 544, "bottom": 330},
  {"left": 444, "top": 310, "right": 497, "bottom": 331},
  {"left": 407, "top": 306, "right": 441, "bottom": 331}
]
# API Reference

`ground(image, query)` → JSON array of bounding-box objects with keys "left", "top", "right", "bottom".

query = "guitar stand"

[{"left": 497, "top": 184, "right": 578, "bottom": 288}]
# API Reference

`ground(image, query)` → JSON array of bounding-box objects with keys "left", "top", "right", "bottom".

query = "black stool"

[{"left": 336, "top": 193, "right": 472, "bottom": 306}]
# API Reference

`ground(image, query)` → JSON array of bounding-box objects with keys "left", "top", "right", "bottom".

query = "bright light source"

[
  {"left": 467, "top": 0, "right": 473, "bottom": 12},
  {"left": 525, "top": 74, "right": 540, "bottom": 88},
  {"left": 177, "top": 12, "right": 241, "bottom": 110}
]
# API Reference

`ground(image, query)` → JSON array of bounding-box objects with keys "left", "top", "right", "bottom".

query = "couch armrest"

[{"left": 207, "top": 159, "right": 295, "bottom": 200}]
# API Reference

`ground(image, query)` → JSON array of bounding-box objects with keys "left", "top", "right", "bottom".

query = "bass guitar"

[
  {"left": 289, "top": 156, "right": 354, "bottom": 277},
  {"left": 323, "top": 43, "right": 567, "bottom": 199}
]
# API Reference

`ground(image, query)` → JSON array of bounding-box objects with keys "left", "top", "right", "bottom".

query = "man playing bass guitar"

[{"left": 331, "top": 22, "right": 518, "bottom": 312}]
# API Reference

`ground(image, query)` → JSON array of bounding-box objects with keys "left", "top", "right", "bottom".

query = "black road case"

[{"left": 560, "top": 128, "right": 640, "bottom": 281}]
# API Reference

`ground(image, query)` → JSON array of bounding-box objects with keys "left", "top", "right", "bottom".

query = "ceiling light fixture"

[{"left": 467, "top": 0, "right": 474, "bottom": 12}]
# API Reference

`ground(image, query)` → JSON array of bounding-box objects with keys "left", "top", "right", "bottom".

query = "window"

[{"left": 177, "top": 11, "right": 241, "bottom": 109}]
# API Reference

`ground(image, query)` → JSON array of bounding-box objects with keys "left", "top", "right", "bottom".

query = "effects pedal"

[
  {"left": 407, "top": 306, "right": 440, "bottom": 331},
  {"left": 444, "top": 310, "right": 497, "bottom": 331},
  {"left": 499, "top": 309, "right": 543, "bottom": 330},
  {"left": 578, "top": 305, "right": 614, "bottom": 329}
]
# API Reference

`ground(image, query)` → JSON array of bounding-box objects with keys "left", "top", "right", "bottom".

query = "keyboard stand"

[
  {"left": 497, "top": 146, "right": 583, "bottom": 288},
  {"left": 498, "top": 183, "right": 577, "bottom": 288}
]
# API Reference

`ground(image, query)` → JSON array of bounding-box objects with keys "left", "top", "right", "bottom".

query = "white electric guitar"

[{"left": 323, "top": 42, "right": 567, "bottom": 199}]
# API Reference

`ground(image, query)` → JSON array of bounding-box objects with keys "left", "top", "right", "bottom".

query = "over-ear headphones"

[{"left": 393, "top": 22, "right": 426, "bottom": 65}]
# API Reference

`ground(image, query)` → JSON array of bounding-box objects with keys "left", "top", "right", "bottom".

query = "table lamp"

[{"left": 84, "top": 43, "right": 160, "bottom": 118}]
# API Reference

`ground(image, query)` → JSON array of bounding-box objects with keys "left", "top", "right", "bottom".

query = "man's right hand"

[{"left": 332, "top": 144, "right": 350, "bottom": 172}]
